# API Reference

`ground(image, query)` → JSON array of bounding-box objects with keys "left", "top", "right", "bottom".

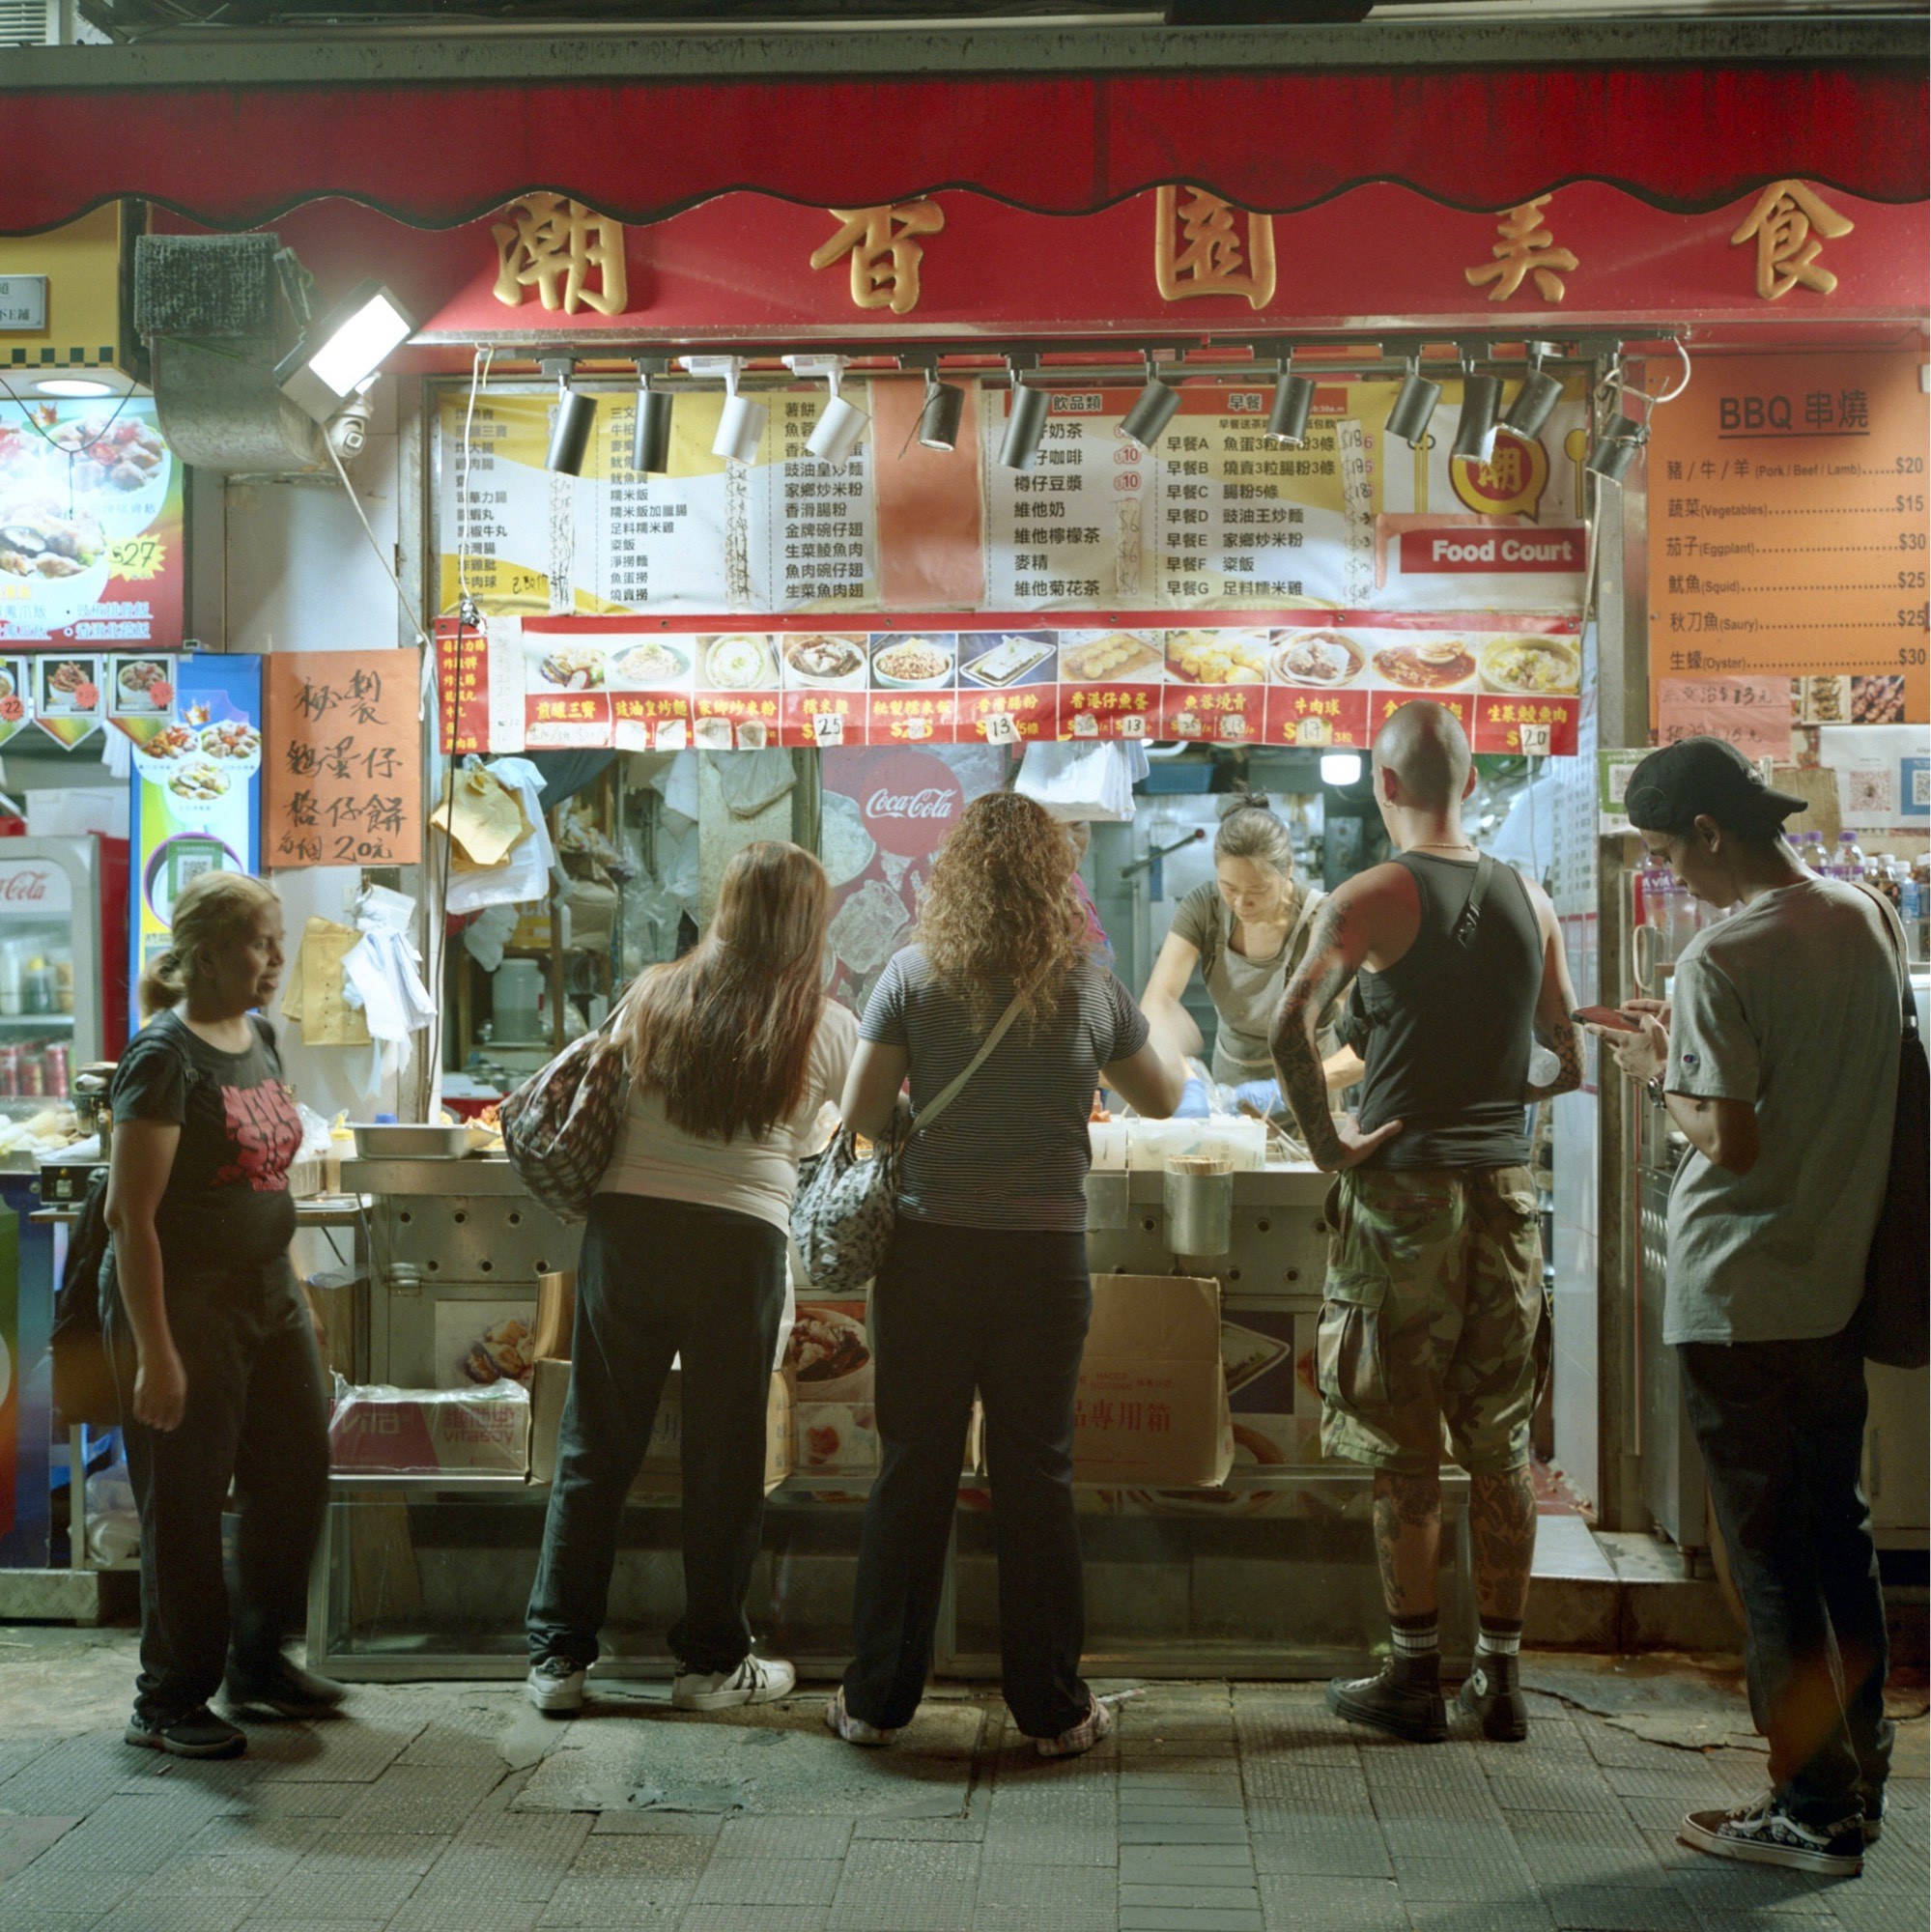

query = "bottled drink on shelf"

[{"left": 1834, "top": 831, "right": 1865, "bottom": 881}]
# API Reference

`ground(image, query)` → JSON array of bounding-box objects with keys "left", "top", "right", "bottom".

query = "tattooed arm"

[
  {"left": 1269, "top": 873, "right": 1406, "bottom": 1172},
  {"left": 1522, "top": 878, "right": 1583, "bottom": 1103}
]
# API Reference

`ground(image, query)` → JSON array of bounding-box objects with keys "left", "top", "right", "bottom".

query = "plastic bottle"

[
  {"left": 1834, "top": 831, "right": 1865, "bottom": 881},
  {"left": 1909, "top": 855, "right": 1931, "bottom": 966},
  {"left": 1799, "top": 831, "right": 1828, "bottom": 873}
]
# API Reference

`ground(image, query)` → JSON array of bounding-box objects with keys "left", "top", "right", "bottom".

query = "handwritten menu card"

[{"left": 265, "top": 650, "right": 422, "bottom": 867}]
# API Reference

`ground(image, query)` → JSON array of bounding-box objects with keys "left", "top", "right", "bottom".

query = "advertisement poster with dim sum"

[
  {"left": 128, "top": 654, "right": 263, "bottom": 1033},
  {"left": 0, "top": 396, "right": 185, "bottom": 652}
]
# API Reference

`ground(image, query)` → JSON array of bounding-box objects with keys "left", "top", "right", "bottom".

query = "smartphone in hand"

[{"left": 1573, "top": 1006, "right": 1642, "bottom": 1033}]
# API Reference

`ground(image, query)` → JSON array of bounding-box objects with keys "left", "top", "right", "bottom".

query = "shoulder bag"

[
  {"left": 791, "top": 995, "right": 1024, "bottom": 1292},
  {"left": 499, "top": 1002, "right": 633, "bottom": 1225},
  {"left": 1846, "top": 887, "right": 1928, "bottom": 1369}
]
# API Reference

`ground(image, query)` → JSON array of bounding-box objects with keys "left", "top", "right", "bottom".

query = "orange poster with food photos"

[{"left": 1647, "top": 349, "right": 1929, "bottom": 726}]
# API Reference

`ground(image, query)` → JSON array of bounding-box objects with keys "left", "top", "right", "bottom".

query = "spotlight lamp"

[
  {"left": 917, "top": 370, "right": 966, "bottom": 453},
  {"left": 1122, "top": 355, "right": 1180, "bottom": 450},
  {"left": 785, "top": 354, "right": 869, "bottom": 465},
  {"left": 685, "top": 355, "right": 768, "bottom": 466},
  {"left": 632, "top": 361, "right": 673, "bottom": 475},
  {"left": 1386, "top": 357, "right": 1442, "bottom": 449},
  {"left": 274, "top": 277, "right": 414, "bottom": 424},
  {"left": 1585, "top": 412, "right": 1648, "bottom": 484},
  {"left": 1452, "top": 358, "right": 1502, "bottom": 469},
  {"left": 1503, "top": 339, "right": 1564, "bottom": 440},
  {"left": 999, "top": 372, "right": 1048, "bottom": 472},
  {"left": 1264, "top": 350, "right": 1315, "bottom": 450},
  {"left": 540, "top": 358, "right": 596, "bottom": 478}
]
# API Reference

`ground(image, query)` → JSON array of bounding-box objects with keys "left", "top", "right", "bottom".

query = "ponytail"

[{"left": 138, "top": 948, "right": 187, "bottom": 1016}]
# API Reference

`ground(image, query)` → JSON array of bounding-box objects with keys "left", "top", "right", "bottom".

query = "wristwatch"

[{"left": 1645, "top": 1075, "right": 1666, "bottom": 1109}]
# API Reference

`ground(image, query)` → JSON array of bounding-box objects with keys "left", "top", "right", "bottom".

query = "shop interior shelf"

[{"left": 0, "top": 1013, "right": 73, "bottom": 1027}]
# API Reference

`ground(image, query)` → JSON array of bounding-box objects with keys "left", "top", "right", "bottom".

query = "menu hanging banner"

[
  {"left": 264, "top": 650, "right": 423, "bottom": 867},
  {"left": 1647, "top": 349, "right": 1929, "bottom": 726},
  {"left": 440, "top": 611, "right": 1581, "bottom": 756}
]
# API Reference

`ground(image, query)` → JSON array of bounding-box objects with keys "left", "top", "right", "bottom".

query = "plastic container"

[
  {"left": 1164, "top": 1156, "right": 1235, "bottom": 1256},
  {"left": 493, "top": 959, "right": 546, "bottom": 1044},
  {"left": 1126, "top": 1115, "right": 1267, "bottom": 1171}
]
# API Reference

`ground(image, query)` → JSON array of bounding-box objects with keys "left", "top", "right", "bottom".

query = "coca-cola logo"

[
  {"left": 843, "top": 750, "right": 962, "bottom": 858},
  {"left": 0, "top": 868, "right": 52, "bottom": 903},
  {"left": 865, "top": 787, "right": 953, "bottom": 822}
]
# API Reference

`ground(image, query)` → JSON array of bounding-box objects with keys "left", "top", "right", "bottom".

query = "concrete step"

[{"left": 1527, "top": 1520, "right": 1742, "bottom": 1651}]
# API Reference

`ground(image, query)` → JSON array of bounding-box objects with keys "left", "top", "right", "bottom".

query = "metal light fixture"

[
  {"left": 1503, "top": 339, "right": 1564, "bottom": 440},
  {"left": 1264, "top": 349, "right": 1316, "bottom": 449},
  {"left": 274, "top": 277, "right": 414, "bottom": 424},
  {"left": 999, "top": 374, "right": 1048, "bottom": 471},
  {"left": 541, "top": 358, "right": 596, "bottom": 477},
  {"left": 1122, "top": 355, "right": 1180, "bottom": 450},
  {"left": 686, "top": 355, "right": 767, "bottom": 465},
  {"left": 1585, "top": 413, "right": 1648, "bottom": 484},
  {"left": 1452, "top": 357, "right": 1502, "bottom": 468},
  {"left": 917, "top": 370, "right": 966, "bottom": 453},
  {"left": 632, "top": 361, "right": 673, "bottom": 475},
  {"left": 785, "top": 354, "right": 869, "bottom": 465},
  {"left": 1386, "top": 357, "right": 1442, "bottom": 448}
]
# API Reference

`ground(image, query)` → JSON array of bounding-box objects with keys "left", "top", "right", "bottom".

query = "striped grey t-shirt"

[{"left": 861, "top": 945, "right": 1150, "bottom": 1233}]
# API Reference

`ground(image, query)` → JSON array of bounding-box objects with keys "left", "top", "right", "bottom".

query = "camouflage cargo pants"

[{"left": 1318, "top": 1164, "right": 1548, "bottom": 1477}]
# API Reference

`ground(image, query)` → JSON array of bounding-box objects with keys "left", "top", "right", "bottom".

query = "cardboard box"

[
  {"left": 527, "top": 1357, "right": 792, "bottom": 1496},
  {"left": 1072, "top": 1274, "right": 1234, "bottom": 1488},
  {"left": 532, "top": 1268, "right": 576, "bottom": 1363},
  {"left": 328, "top": 1384, "right": 531, "bottom": 1476},
  {"left": 790, "top": 1392, "right": 982, "bottom": 1482}
]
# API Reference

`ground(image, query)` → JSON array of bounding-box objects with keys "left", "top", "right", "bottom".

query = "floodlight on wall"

[
  {"left": 1320, "top": 752, "right": 1363, "bottom": 787},
  {"left": 917, "top": 370, "right": 966, "bottom": 453},
  {"left": 1264, "top": 350, "right": 1316, "bottom": 450},
  {"left": 540, "top": 359, "right": 596, "bottom": 477},
  {"left": 1122, "top": 356, "right": 1180, "bottom": 450},
  {"left": 999, "top": 372, "right": 1048, "bottom": 471},
  {"left": 1452, "top": 358, "right": 1502, "bottom": 468},
  {"left": 273, "top": 277, "right": 414, "bottom": 424},
  {"left": 785, "top": 354, "right": 870, "bottom": 465},
  {"left": 1503, "top": 340, "right": 1564, "bottom": 440},
  {"left": 1585, "top": 413, "right": 1648, "bottom": 483},
  {"left": 633, "top": 361, "right": 674, "bottom": 475},
  {"left": 1386, "top": 358, "right": 1442, "bottom": 448},
  {"left": 686, "top": 355, "right": 768, "bottom": 465}
]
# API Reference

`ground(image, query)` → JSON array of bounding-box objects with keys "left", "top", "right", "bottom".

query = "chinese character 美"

[
  {"left": 1465, "top": 195, "right": 1578, "bottom": 304},
  {"left": 1153, "top": 186, "right": 1277, "bottom": 311},
  {"left": 809, "top": 203, "right": 946, "bottom": 316},
  {"left": 1730, "top": 181, "right": 1855, "bottom": 301},
  {"left": 492, "top": 194, "right": 630, "bottom": 317}
]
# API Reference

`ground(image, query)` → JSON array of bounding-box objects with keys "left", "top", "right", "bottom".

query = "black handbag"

[{"left": 1847, "top": 889, "right": 1928, "bottom": 1370}]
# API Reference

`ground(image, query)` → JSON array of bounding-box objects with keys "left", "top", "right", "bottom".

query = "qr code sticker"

[
  {"left": 1909, "top": 757, "right": 1931, "bottom": 813},
  {"left": 1847, "top": 768, "right": 1894, "bottom": 815}
]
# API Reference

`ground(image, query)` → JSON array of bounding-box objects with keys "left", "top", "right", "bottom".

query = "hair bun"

[{"left": 1220, "top": 789, "right": 1272, "bottom": 818}]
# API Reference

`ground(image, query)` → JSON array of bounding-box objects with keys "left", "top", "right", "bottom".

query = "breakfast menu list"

[{"left": 1648, "top": 349, "right": 1930, "bottom": 726}]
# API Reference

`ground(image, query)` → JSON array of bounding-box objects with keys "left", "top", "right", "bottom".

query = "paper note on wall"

[{"left": 1655, "top": 674, "right": 1793, "bottom": 758}]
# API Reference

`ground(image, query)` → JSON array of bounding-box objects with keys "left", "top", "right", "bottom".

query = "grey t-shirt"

[
  {"left": 1171, "top": 879, "right": 1335, "bottom": 1084},
  {"left": 861, "top": 944, "right": 1150, "bottom": 1233},
  {"left": 1663, "top": 875, "right": 1902, "bottom": 1346}
]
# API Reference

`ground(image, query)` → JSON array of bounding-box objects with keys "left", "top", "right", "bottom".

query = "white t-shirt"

[
  {"left": 1663, "top": 875, "right": 1902, "bottom": 1345},
  {"left": 600, "top": 1001, "right": 859, "bottom": 1236}
]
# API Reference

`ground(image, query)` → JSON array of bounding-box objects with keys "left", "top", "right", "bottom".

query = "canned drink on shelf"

[
  {"left": 0, "top": 1044, "right": 18, "bottom": 1098},
  {"left": 43, "top": 1043, "right": 69, "bottom": 1097},
  {"left": 19, "top": 1051, "right": 44, "bottom": 1097}
]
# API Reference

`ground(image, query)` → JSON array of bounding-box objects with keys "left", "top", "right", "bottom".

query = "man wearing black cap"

[{"left": 1589, "top": 736, "right": 1903, "bottom": 1879}]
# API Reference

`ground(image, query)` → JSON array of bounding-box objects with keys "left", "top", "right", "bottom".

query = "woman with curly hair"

[{"left": 829, "top": 792, "right": 1184, "bottom": 1758}]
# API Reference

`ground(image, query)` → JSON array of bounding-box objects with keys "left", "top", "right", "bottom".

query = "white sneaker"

[
  {"left": 671, "top": 1654, "right": 796, "bottom": 1712},
  {"left": 526, "top": 1657, "right": 586, "bottom": 1716},
  {"left": 825, "top": 1687, "right": 897, "bottom": 1747}
]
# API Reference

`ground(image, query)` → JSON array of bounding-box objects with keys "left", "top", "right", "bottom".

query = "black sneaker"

[
  {"left": 1680, "top": 1794, "right": 1863, "bottom": 1877},
  {"left": 1327, "top": 1660, "right": 1447, "bottom": 1744},
  {"left": 126, "top": 1706, "right": 246, "bottom": 1759},
  {"left": 224, "top": 1652, "right": 348, "bottom": 1719},
  {"left": 1456, "top": 1652, "right": 1529, "bottom": 1743}
]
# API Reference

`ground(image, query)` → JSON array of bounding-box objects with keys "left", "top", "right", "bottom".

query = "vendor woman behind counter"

[{"left": 1141, "top": 793, "right": 1357, "bottom": 1094}]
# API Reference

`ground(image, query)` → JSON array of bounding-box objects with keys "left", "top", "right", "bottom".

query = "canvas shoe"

[
  {"left": 672, "top": 1654, "right": 796, "bottom": 1712},
  {"left": 1036, "top": 1695, "right": 1114, "bottom": 1759},
  {"left": 1858, "top": 1782, "right": 1886, "bottom": 1844},
  {"left": 1455, "top": 1652, "right": 1529, "bottom": 1743},
  {"left": 224, "top": 1652, "right": 348, "bottom": 1719},
  {"left": 1328, "top": 1662, "right": 1448, "bottom": 1744},
  {"left": 526, "top": 1656, "right": 587, "bottom": 1716},
  {"left": 825, "top": 1686, "right": 896, "bottom": 1747},
  {"left": 126, "top": 1706, "right": 246, "bottom": 1759},
  {"left": 1679, "top": 1794, "right": 1864, "bottom": 1877}
]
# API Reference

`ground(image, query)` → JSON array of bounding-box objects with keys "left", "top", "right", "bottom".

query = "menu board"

[
  {"left": 1647, "top": 350, "right": 1929, "bottom": 727},
  {"left": 0, "top": 396, "right": 185, "bottom": 652},
  {"left": 436, "top": 377, "right": 1588, "bottom": 624},
  {"left": 264, "top": 650, "right": 423, "bottom": 867},
  {"left": 440, "top": 611, "right": 1582, "bottom": 757}
]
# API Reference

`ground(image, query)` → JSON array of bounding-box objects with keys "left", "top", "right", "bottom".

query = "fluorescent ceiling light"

[
  {"left": 1320, "top": 752, "right": 1363, "bottom": 787},
  {"left": 32, "top": 377, "right": 119, "bottom": 399}
]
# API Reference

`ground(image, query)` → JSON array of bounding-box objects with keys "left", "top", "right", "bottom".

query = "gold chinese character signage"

[
  {"left": 810, "top": 203, "right": 946, "bottom": 315},
  {"left": 1154, "top": 186, "right": 1276, "bottom": 310},
  {"left": 1729, "top": 182, "right": 1855, "bottom": 300},
  {"left": 1465, "top": 196, "right": 1577, "bottom": 303},
  {"left": 492, "top": 195, "right": 629, "bottom": 316}
]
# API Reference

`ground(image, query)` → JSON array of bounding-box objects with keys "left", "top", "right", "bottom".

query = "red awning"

[{"left": 2, "top": 63, "right": 1923, "bottom": 235}]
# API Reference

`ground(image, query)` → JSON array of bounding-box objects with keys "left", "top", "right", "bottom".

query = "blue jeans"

[
  {"left": 525, "top": 1193, "right": 786, "bottom": 1676},
  {"left": 1679, "top": 1330, "right": 1892, "bottom": 1824}
]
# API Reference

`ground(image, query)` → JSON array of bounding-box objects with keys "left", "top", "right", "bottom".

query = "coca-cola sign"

[
  {"left": 0, "top": 864, "right": 67, "bottom": 912},
  {"left": 840, "top": 750, "right": 963, "bottom": 858}
]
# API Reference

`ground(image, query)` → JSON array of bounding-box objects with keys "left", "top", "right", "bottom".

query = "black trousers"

[
  {"left": 526, "top": 1192, "right": 786, "bottom": 1675},
  {"left": 843, "top": 1218, "right": 1092, "bottom": 1740},
  {"left": 1679, "top": 1330, "right": 1892, "bottom": 1823},
  {"left": 109, "top": 1261, "right": 329, "bottom": 1726}
]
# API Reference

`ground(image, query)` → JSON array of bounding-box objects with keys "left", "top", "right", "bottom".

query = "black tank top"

[{"left": 1351, "top": 852, "right": 1541, "bottom": 1171}]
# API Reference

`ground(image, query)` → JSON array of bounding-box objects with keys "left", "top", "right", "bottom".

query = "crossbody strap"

[
  {"left": 1452, "top": 853, "right": 1496, "bottom": 949},
  {"left": 911, "top": 995, "right": 1025, "bottom": 1137}
]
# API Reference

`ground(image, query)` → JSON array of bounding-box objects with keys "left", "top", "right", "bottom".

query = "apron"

[{"left": 1205, "top": 887, "right": 1325, "bottom": 1086}]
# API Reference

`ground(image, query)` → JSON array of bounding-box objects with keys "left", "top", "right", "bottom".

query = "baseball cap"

[{"left": 1624, "top": 737, "right": 1808, "bottom": 837}]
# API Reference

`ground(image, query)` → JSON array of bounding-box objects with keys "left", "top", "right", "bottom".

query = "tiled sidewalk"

[{"left": 0, "top": 1634, "right": 1923, "bottom": 1932}]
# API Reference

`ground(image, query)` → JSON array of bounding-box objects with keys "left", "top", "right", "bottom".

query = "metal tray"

[{"left": 349, "top": 1123, "right": 470, "bottom": 1160}]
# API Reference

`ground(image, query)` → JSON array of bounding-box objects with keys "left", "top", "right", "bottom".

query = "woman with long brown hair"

[
  {"left": 525, "top": 840, "right": 854, "bottom": 1716},
  {"left": 830, "top": 792, "right": 1184, "bottom": 1757}
]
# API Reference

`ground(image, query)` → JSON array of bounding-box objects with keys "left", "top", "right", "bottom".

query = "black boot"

[
  {"left": 1327, "top": 1654, "right": 1447, "bottom": 1744},
  {"left": 1456, "top": 1649, "right": 1529, "bottom": 1742}
]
